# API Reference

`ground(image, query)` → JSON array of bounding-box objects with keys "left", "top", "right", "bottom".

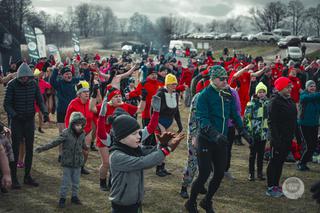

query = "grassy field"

[{"left": 0, "top": 84, "right": 319, "bottom": 213}]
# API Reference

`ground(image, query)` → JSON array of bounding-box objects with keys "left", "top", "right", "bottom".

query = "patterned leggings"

[{"left": 181, "top": 135, "right": 198, "bottom": 188}]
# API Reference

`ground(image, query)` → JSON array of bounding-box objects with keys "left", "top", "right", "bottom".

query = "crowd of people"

[{"left": 0, "top": 48, "right": 320, "bottom": 212}]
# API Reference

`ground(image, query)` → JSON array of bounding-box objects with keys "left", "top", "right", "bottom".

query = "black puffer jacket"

[
  {"left": 268, "top": 92, "right": 297, "bottom": 150},
  {"left": 3, "top": 63, "right": 48, "bottom": 119}
]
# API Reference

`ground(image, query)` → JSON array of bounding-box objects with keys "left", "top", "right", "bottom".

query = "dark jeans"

[
  {"left": 226, "top": 126, "right": 235, "bottom": 172},
  {"left": 111, "top": 202, "right": 141, "bottom": 213},
  {"left": 266, "top": 143, "right": 290, "bottom": 187},
  {"left": 141, "top": 118, "right": 156, "bottom": 146},
  {"left": 249, "top": 140, "right": 266, "bottom": 175},
  {"left": 300, "top": 125, "right": 318, "bottom": 165},
  {"left": 189, "top": 134, "right": 227, "bottom": 203},
  {"left": 9, "top": 116, "right": 35, "bottom": 181}
]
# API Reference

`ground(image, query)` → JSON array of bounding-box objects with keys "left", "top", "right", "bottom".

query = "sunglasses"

[{"left": 218, "top": 76, "right": 228, "bottom": 81}]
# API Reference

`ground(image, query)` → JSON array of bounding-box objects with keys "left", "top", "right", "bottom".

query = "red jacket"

[
  {"left": 65, "top": 97, "right": 93, "bottom": 134},
  {"left": 179, "top": 68, "right": 193, "bottom": 87},
  {"left": 129, "top": 78, "right": 161, "bottom": 119},
  {"left": 271, "top": 67, "right": 282, "bottom": 86},
  {"left": 288, "top": 76, "right": 301, "bottom": 103}
]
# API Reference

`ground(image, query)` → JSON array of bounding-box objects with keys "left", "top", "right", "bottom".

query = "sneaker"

[
  {"left": 156, "top": 166, "right": 166, "bottom": 177},
  {"left": 224, "top": 171, "right": 235, "bottom": 180},
  {"left": 275, "top": 186, "right": 283, "bottom": 197},
  {"left": 257, "top": 173, "right": 266, "bottom": 181},
  {"left": 71, "top": 196, "right": 82, "bottom": 205},
  {"left": 199, "top": 186, "right": 207, "bottom": 195},
  {"left": 58, "top": 198, "right": 66, "bottom": 208},
  {"left": 266, "top": 187, "right": 282, "bottom": 198},
  {"left": 81, "top": 167, "right": 90, "bottom": 175},
  {"left": 184, "top": 200, "right": 199, "bottom": 213},
  {"left": 180, "top": 186, "right": 189, "bottom": 199},
  {"left": 297, "top": 163, "right": 310, "bottom": 171},
  {"left": 199, "top": 198, "right": 215, "bottom": 213},
  {"left": 162, "top": 168, "right": 172, "bottom": 175},
  {"left": 248, "top": 173, "right": 255, "bottom": 181},
  {"left": 38, "top": 127, "right": 45, "bottom": 133},
  {"left": 17, "top": 161, "right": 25, "bottom": 168},
  {"left": 24, "top": 176, "right": 39, "bottom": 187},
  {"left": 11, "top": 179, "right": 21, "bottom": 190}
]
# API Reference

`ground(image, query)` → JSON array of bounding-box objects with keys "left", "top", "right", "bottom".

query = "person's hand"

[
  {"left": 3, "top": 127, "right": 11, "bottom": 136},
  {"left": 177, "top": 127, "right": 183, "bottom": 133},
  {"left": 168, "top": 133, "right": 185, "bottom": 152},
  {"left": 158, "top": 132, "right": 176, "bottom": 147},
  {"left": 99, "top": 97, "right": 108, "bottom": 117},
  {"left": 239, "top": 129, "right": 254, "bottom": 146},
  {"left": 310, "top": 181, "right": 320, "bottom": 204},
  {"left": 43, "top": 113, "right": 50, "bottom": 123},
  {"left": 1, "top": 174, "right": 11, "bottom": 189},
  {"left": 141, "top": 88, "right": 148, "bottom": 101},
  {"left": 191, "top": 137, "right": 197, "bottom": 147},
  {"left": 151, "top": 96, "right": 161, "bottom": 112},
  {"left": 216, "top": 133, "right": 228, "bottom": 146}
]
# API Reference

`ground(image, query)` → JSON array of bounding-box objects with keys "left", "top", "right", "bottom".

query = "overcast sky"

[{"left": 32, "top": 0, "right": 318, "bottom": 23}]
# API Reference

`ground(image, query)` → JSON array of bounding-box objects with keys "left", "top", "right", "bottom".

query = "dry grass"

[{"left": 0, "top": 70, "right": 319, "bottom": 213}]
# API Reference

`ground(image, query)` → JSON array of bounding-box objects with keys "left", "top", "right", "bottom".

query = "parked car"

[
  {"left": 277, "top": 36, "right": 301, "bottom": 48},
  {"left": 307, "top": 36, "right": 320, "bottom": 43},
  {"left": 215, "top": 33, "right": 231, "bottom": 40},
  {"left": 121, "top": 45, "right": 133, "bottom": 53},
  {"left": 231, "top": 32, "right": 246, "bottom": 40},
  {"left": 272, "top": 29, "right": 291, "bottom": 37},
  {"left": 169, "top": 40, "right": 197, "bottom": 56},
  {"left": 241, "top": 34, "right": 253, "bottom": 41},
  {"left": 249, "top": 32, "right": 281, "bottom": 42},
  {"left": 286, "top": 46, "right": 302, "bottom": 61}
]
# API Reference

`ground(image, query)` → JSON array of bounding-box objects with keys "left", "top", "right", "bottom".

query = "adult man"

[
  {"left": 266, "top": 77, "right": 297, "bottom": 197},
  {"left": 4, "top": 63, "right": 49, "bottom": 189},
  {"left": 185, "top": 65, "right": 252, "bottom": 213}
]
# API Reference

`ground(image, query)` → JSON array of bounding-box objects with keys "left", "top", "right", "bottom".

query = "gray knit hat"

[
  {"left": 305, "top": 80, "right": 316, "bottom": 89},
  {"left": 17, "top": 63, "right": 34, "bottom": 78}
]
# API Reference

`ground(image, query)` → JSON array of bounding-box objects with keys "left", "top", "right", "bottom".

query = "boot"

[
  {"left": 38, "top": 127, "right": 45, "bottom": 133},
  {"left": 156, "top": 165, "right": 166, "bottom": 177},
  {"left": 248, "top": 173, "right": 255, "bottom": 181},
  {"left": 24, "top": 176, "right": 39, "bottom": 187},
  {"left": 199, "top": 198, "right": 215, "bottom": 213},
  {"left": 71, "top": 196, "right": 82, "bottom": 205},
  {"left": 90, "top": 142, "right": 98, "bottom": 151},
  {"left": 180, "top": 186, "right": 189, "bottom": 199},
  {"left": 257, "top": 172, "right": 266, "bottom": 181},
  {"left": 11, "top": 178, "right": 21, "bottom": 190},
  {"left": 58, "top": 198, "right": 66, "bottom": 208},
  {"left": 81, "top": 167, "right": 90, "bottom": 175},
  {"left": 161, "top": 163, "right": 171, "bottom": 175},
  {"left": 185, "top": 199, "right": 199, "bottom": 213},
  {"left": 100, "top": 178, "right": 109, "bottom": 191},
  {"left": 199, "top": 186, "right": 207, "bottom": 194}
]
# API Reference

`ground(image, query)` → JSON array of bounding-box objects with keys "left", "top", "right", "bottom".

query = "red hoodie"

[
  {"left": 65, "top": 97, "right": 93, "bottom": 134},
  {"left": 288, "top": 76, "right": 301, "bottom": 103},
  {"left": 129, "top": 78, "right": 161, "bottom": 119},
  {"left": 179, "top": 68, "right": 193, "bottom": 87}
]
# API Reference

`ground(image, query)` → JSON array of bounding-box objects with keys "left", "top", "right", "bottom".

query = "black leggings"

[
  {"left": 111, "top": 202, "right": 141, "bottom": 213},
  {"left": 300, "top": 125, "right": 318, "bottom": 165},
  {"left": 189, "top": 135, "right": 227, "bottom": 203},
  {"left": 226, "top": 126, "right": 235, "bottom": 172},
  {"left": 266, "top": 144, "right": 289, "bottom": 187},
  {"left": 249, "top": 140, "right": 266, "bottom": 174},
  {"left": 9, "top": 117, "right": 35, "bottom": 180}
]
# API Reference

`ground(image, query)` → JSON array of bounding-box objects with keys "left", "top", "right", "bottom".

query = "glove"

[
  {"left": 158, "top": 132, "right": 175, "bottom": 147},
  {"left": 141, "top": 88, "right": 148, "bottom": 101},
  {"left": 99, "top": 97, "right": 108, "bottom": 117},
  {"left": 239, "top": 129, "right": 254, "bottom": 146},
  {"left": 310, "top": 181, "right": 320, "bottom": 204},
  {"left": 43, "top": 113, "right": 50, "bottom": 123},
  {"left": 151, "top": 96, "right": 161, "bottom": 112},
  {"left": 177, "top": 127, "right": 183, "bottom": 133},
  {"left": 216, "top": 133, "right": 228, "bottom": 146},
  {"left": 91, "top": 84, "right": 100, "bottom": 98},
  {"left": 167, "top": 133, "right": 185, "bottom": 152}
]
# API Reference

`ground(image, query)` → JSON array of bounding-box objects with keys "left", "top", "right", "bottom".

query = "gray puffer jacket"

[{"left": 37, "top": 112, "right": 87, "bottom": 168}]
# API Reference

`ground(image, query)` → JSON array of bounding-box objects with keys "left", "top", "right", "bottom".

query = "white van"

[
  {"left": 169, "top": 40, "right": 197, "bottom": 56},
  {"left": 272, "top": 29, "right": 291, "bottom": 37}
]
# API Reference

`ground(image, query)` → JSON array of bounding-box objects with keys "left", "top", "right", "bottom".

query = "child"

[
  {"left": 97, "top": 96, "right": 185, "bottom": 213},
  {"left": 244, "top": 82, "right": 269, "bottom": 181},
  {"left": 35, "top": 112, "right": 88, "bottom": 208}
]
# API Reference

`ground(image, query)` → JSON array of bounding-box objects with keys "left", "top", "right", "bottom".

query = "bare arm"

[{"left": 233, "top": 64, "right": 255, "bottom": 79}]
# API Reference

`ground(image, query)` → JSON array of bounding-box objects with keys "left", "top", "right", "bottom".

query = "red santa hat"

[{"left": 106, "top": 85, "right": 121, "bottom": 101}]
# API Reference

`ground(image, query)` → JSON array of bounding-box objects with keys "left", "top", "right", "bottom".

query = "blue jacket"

[
  {"left": 50, "top": 68, "right": 90, "bottom": 113},
  {"left": 196, "top": 85, "right": 243, "bottom": 136},
  {"left": 298, "top": 90, "right": 320, "bottom": 126}
]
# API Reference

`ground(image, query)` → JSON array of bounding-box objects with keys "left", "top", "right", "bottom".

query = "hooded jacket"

[
  {"left": 37, "top": 112, "right": 87, "bottom": 168},
  {"left": 298, "top": 90, "right": 320, "bottom": 126},
  {"left": 4, "top": 63, "right": 48, "bottom": 118}
]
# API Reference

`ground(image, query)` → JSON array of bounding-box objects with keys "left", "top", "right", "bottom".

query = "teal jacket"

[
  {"left": 196, "top": 85, "right": 243, "bottom": 136},
  {"left": 298, "top": 90, "right": 320, "bottom": 126}
]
